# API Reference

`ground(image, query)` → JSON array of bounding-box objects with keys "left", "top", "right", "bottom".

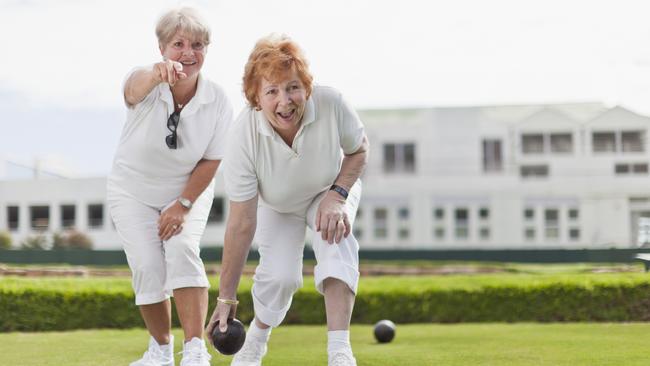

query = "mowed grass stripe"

[{"left": 1, "top": 323, "right": 649, "bottom": 365}]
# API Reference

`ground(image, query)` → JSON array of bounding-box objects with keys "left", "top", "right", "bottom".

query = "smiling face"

[
  {"left": 160, "top": 31, "right": 206, "bottom": 79},
  {"left": 257, "top": 68, "right": 307, "bottom": 136}
]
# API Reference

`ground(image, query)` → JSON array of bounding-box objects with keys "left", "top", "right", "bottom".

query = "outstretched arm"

[{"left": 206, "top": 195, "right": 259, "bottom": 334}]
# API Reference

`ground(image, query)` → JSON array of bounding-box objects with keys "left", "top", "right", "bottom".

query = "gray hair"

[{"left": 155, "top": 7, "right": 211, "bottom": 47}]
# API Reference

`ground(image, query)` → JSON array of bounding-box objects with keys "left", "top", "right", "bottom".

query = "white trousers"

[
  {"left": 107, "top": 187, "right": 213, "bottom": 305},
  {"left": 252, "top": 181, "right": 362, "bottom": 327}
]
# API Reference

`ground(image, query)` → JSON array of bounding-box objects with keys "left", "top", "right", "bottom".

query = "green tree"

[
  {"left": 0, "top": 231, "right": 12, "bottom": 249},
  {"left": 66, "top": 230, "right": 93, "bottom": 250},
  {"left": 51, "top": 230, "right": 93, "bottom": 250},
  {"left": 20, "top": 235, "right": 48, "bottom": 250},
  {"left": 51, "top": 232, "right": 66, "bottom": 250}
]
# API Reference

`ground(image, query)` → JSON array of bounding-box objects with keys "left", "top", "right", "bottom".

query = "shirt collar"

[
  {"left": 159, "top": 73, "right": 214, "bottom": 115},
  {"left": 255, "top": 96, "right": 316, "bottom": 137}
]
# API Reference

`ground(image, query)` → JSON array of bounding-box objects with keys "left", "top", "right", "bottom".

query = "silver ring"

[{"left": 172, "top": 224, "right": 178, "bottom": 229}]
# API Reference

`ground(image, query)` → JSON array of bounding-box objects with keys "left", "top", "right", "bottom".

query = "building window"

[
  {"left": 593, "top": 131, "right": 616, "bottom": 152},
  {"left": 353, "top": 228, "right": 363, "bottom": 240},
  {"left": 569, "top": 228, "right": 580, "bottom": 241},
  {"left": 615, "top": 163, "right": 649, "bottom": 175},
  {"left": 373, "top": 208, "right": 388, "bottom": 239},
  {"left": 479, "top": 207, "right": 489, "bottom": 220},
  {"left": 433, "top": 208, "right": 444, "bottom": 220},
  {"left": 7, "top": 206, "right": 19, "bottom": 231},
  {"left": 524, "top": 228, "right": 536, "bottom": 241},
  {"left": 434, "top": 227, "right": 445, "bottom": 239},
  {"left": 520, "top": 165, "right": 549, "bottom": 178},
  {"left": 482, "top": 139, "right": 503, "bottom": 172},
  {"left": 61, "top": 205, "right": 76, "bottom": 229},
  {"left": 384, "top": 144, "right": 396, "bottom": 172},
  {"left": 615, "top": 164, "right": 629, "bottom": 174},
  {"left": 353, "top": 208, "right": 363, "bottom": 239},
  {"left": 398, "top": 207, "right": 410, "bottom": 220},
  {"left": 383, "top": 143, "right": 416, "bottom": 173},
  {"left": 544, "top": 209, "right": 559, "bottom": 239},
  {"left": 522, "top": 134, "right": 544, "bottom": 154},
  {"left": 208, "top": 197, "right": 225, "bottom": 223},
  {"left": 550, "top": 133, "right": 573, "bottom": 153},
  {"left": 30, "top": 206, "right": 50, "bottom": 230},
  {"left": 455, "top": 208, "right": 469, "bottom": 239},
  {"left": 622, "top": 131, "right": 645, "bottom": 152},
  {"left": 456, "top": 227, "right": 469, "bottom": 239},
  {"left": 479, "top": 227, "right": 490, "bottom": 240},
  {"left": 87, "top": 204, "right": 104, "bottom": 229},
  {"left": 568, "top": 208, "right": 579, "bottom": 220},
  {"left": 634, "top": 164, "right": 649, "bottom": 173},
  {"left": 524, "top": 208, "right": 535, "bottom": 220},
  {"left": 397, "top": 207, "right": 409, "bottom": 240}
]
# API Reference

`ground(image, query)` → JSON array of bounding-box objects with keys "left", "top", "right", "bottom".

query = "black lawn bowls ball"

[
  {"left": 373, "top": 319, "right": 396, "bottom": 343},
  {"left": 211, "top": 318, "right": 247, "bottom": 355}
]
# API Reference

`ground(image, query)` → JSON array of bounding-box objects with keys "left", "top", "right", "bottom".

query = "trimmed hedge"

[{"left": 3, "top": 280, "right": 650, "bottom": 331}]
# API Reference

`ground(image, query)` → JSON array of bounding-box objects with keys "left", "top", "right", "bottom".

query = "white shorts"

[
  {"left": 107, "top": 187, "right": 213, "bottom": 305},
  {"left": 251, "top": 181, "right": 361, "bottom": 327}
]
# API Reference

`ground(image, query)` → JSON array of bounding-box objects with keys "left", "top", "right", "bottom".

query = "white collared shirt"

[
  {"left": 224, "top": 85, "right": 365, "bottom": 214},
  {"left": 108, "top": 71, "right": 233, "bottom": 206}
]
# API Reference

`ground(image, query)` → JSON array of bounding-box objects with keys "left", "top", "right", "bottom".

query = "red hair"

[{"left": 243, "top": 34, "right": 313, "bottom": 110}]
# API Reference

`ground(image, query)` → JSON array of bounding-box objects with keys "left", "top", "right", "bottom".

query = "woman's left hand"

[
  {"left": 158, "top": 201, "right": 188, "bottom": 241},
  {"left": 316, "top": 191, "right": 351, "bottom": 244}
]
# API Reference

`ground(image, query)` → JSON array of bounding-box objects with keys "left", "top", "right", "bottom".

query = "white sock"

[
  {"left": 153, "top": 335, "right": 173, "bottom": 353},
  {"left": 327, "top": 330, "right": 351, "bottom": 354},
  {"left": 248, "top": 319, "right": 272, "bottom": 342}
]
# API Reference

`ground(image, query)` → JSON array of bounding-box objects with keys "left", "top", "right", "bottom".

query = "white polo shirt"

[
  {"left": 224, "top": 85, "right": 365, "bottom": 214},
  {"left": 108, "top": 72, "right": 233, "bottom": 206}
]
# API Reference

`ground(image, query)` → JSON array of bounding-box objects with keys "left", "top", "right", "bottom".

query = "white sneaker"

[
  {"left": 328, "top": 350, "right": 357, "bottom": 366},
  {"left": 230, "top": 335, "right": 268, "bottom": 366},
  {"left": 130, "top": 335, "right": 174, "bottom": 366},
  {"left": 180, "top": 337, "right": 212, "bottom": 366}
]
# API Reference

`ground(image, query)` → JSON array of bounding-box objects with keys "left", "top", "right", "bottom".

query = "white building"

[{"left": 2, "top": 102, "right": 650, "bottom": 250}]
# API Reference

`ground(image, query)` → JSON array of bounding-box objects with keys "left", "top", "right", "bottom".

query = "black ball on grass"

[
  {"left": 211, "top": 318, "right": 246, "bottom": 355},
  {"left": 373, "top": 319, "right": 396, "bottom": 343}
]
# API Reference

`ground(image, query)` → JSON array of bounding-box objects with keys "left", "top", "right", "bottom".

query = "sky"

[{"left": 3, "top": 0, "right": 650, "bottom": 177}]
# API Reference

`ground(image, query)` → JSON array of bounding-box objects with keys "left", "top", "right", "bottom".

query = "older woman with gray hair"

[
  {"left": 206, "top": 34, "right": 369, "bottom": 366},
  {"left": 107, "top": 7, "right": 232, "bottom": 366}
]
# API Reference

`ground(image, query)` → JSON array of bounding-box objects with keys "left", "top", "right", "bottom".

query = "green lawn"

[
  {"left": 3, "top": 269, "right": 650, "bottom": 294},
  {"left": 1, "top": 323, "right": 649, "bottom": 365}
]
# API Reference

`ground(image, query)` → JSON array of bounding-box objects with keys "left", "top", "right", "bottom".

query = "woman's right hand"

[
  {"left": 206, "top": 300, "right": 237, "bottom": 336},
  {"left": 153, "top": 60, "right": 187, "bottom": 86}
]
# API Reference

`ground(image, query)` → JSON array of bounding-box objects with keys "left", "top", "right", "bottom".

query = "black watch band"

[{"left": 330, "top": 184, "right": 349, "bottom": 199}]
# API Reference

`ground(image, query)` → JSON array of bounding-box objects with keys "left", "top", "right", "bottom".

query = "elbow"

[
  {"left": 123, "top": 88, "right": 138, "bottom": 107},
  {"left": 351, "top": 135, "right": 370, "bottom": 157},
  {"left": 361, "top": 135, "right": 370, "bottom": 155},
  {"left": 360, "top": 137, "right": 370, "bottom": 165}
]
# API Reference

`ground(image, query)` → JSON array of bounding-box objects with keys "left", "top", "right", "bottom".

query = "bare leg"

[
  {"left": 140, "top": 300, "right": 172, "bottom": 345},
  {"left": 174, "top": 287, "right": 209, "bottom": 341},
  {"left": 323, "top": 278, "right": 355, "bottom": 331}
]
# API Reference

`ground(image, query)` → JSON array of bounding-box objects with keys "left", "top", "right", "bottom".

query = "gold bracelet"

[{"left": 217, "top": 297, "right": 239, "bottom": 305}]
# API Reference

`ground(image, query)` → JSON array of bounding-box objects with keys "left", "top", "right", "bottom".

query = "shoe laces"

[
  {"left": 329, "top": 351, "right": 356, "bottom": 366},
  {"left": 179, "top": 347, "right": 211, "bottom": 365},
  {"left": 138, "top": 347, "right": 169, "bottom": 366},
  {"left": 234, "top": 337, "right": 267, "bottom": 362}
]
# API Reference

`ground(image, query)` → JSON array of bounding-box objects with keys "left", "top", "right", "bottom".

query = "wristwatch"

[
  {"left": 178, "top": 197, "right": 193, "bottom": 209},
  {"left": 329, "top": 184, "right": 349, "bottom": 199}
]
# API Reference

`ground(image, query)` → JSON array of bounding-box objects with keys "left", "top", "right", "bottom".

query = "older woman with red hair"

[{"left": 206, "top": 34, "right": 369, "bottom": 366}]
